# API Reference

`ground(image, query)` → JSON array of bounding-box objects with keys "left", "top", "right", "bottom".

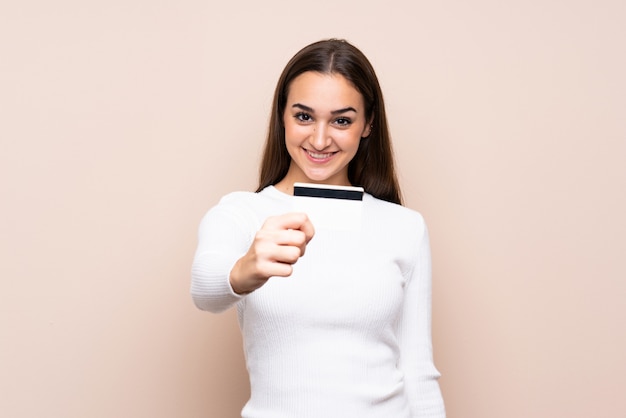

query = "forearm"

[
  {"left": 191, "top": 250, "right": 244, "bottom": 313},
  {"left": 190, "top": 201, "right": 256, "bottom": 313}
]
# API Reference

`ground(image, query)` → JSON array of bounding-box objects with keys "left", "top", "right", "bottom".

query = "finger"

[
  {"left": 263, "top": 212, "right": 311, "bottom": 232},
  {"left": 259, "top": 261, "right": 293, "bottom": 278},
  {"left": 272, "top": 229, "right": 313, "bottom": 258},
  {"left": 298, "top": 216, "right": 315, "bottom": 243},
  {"left": 254, "top": 237, "right": 302, "bottom": 264},
  {"left": 274, "top": 229, "right": 307, "bottom": 247},
  {"left": 254, "top": 229, "right": 305, "bottom": 253},
  {"left": 271, "top": 245, "right": 302, "bottom": 265}
]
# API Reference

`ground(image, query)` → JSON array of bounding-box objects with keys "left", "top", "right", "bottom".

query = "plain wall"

[{"left": 1, "top": 1, "right": 624, "bottom": 417}]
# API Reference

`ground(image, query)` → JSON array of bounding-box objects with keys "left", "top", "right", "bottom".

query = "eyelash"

[
  {"left": 295, "top": 112, "right": 312, "bottom": 122},
  {"left": 294, "top": 112, "right": 353, "bottom": 127}
]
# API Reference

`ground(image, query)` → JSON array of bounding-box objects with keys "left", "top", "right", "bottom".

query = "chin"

[
  {"left": 303, "top": 169, "right": 329, "bottom": 180},
  {"left": 302, "top": 177, "right": 328, "bottom": 184},
  {"left": 304, "top": 173, "right": 342, "bottom": 185}
]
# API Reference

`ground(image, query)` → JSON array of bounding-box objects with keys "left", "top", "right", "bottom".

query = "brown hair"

[{"left": 256, "top": 39, "right": 402, "bottom": 205}]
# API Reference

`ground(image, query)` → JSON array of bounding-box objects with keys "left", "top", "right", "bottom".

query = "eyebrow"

[{"left": 292, "top": 103, "right": 357, "bottom": 115}]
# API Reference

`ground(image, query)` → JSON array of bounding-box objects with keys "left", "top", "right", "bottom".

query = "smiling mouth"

[{"left": 305, "top": 149, "right": 337, "bottom": 159}]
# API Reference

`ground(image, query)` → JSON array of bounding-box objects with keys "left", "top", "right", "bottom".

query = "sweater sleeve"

[
  {"left": 398, "top": 220, "right": 446, "bottom": 417},
  {"left": 190, "top": 198, "right": 257, "bottom": 313}
]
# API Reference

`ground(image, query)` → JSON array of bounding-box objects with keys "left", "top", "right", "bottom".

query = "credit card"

[{"left": 293, "top": 182, "right": 364, "bottom": 231}]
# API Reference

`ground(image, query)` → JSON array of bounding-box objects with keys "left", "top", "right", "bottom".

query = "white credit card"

[{"left": 293, "top": 182, "right": 364, "bottom": 231}]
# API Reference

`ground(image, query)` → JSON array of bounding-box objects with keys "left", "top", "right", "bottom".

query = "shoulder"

[
  {"left": 203, "top": 191, "right": 258, "bottom": 220},
  {"left": 364, "top": 194, "right": 427, "bottom": 234},
  {"left": 217, "top": 186, "right": 289, "bottom": 212},
  {"left": 202, "top": 186, "right": 290, "bottom": 227},
  {"left": 217, "top": 190, "right": 259, "bottom": 207}
]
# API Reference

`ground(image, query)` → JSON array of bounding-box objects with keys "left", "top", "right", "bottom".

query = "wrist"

[{"left": 229, "top": 258, "right": 252, "bottom": 295}]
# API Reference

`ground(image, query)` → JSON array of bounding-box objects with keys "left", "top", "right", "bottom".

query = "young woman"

[{"left": 191, "top": 39, "right": 445, "bottom": 417}]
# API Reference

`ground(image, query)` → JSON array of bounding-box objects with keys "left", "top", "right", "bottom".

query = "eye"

[
  {"left": 334, "top": 117, "right": 352, "bottom": 127},
  {"left": 295, "top": 112, "right": 313, "bottom": 123}
]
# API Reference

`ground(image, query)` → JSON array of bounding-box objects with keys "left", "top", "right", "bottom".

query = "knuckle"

[
  {"left": 289, "top": 229, "right": 306, "bottom": 244},
  {"left": 288, "top": 246, "right": 302, "bottom": 261}
]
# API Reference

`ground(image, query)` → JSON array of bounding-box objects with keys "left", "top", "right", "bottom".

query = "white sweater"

[{"left": 191, "top": 186, "right": 445, "bottom": 418}]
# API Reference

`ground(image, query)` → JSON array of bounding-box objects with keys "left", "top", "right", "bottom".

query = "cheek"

[
  {"left": 284, "top": 122, "right": 309, "bottom": 143},
  {"left": 338, "top": 130, "right": 363, "bottom": 151}
]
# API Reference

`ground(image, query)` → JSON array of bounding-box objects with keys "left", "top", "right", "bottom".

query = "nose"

[{"left": 310, "top": 123, "right": 331, "bottom": 151}]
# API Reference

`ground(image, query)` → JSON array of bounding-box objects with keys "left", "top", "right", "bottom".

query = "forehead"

[{"left": 286, "top": 72, "right": 364, "bottom": 110}]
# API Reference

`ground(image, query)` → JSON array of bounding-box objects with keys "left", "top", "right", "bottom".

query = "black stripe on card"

[{"left": 294, "top": 186, "right": 363, "bottom": 201}]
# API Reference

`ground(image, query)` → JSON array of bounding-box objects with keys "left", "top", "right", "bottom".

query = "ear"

[{"left": 361, "top": 117, "right": 374, "bottom": 138}]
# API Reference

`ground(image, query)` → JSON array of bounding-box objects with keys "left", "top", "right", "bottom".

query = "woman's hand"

[{"left": 229, "top": 212, "right": 315, "bottom": 294}]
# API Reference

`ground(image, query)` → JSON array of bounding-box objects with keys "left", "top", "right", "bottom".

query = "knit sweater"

[{"left": 191, "top": 186, "right": 445, "bottom": 418}]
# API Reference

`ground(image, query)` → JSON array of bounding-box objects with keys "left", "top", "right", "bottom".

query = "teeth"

[{"left": 307, "top": 150, "right": 334, "bottom": 159}]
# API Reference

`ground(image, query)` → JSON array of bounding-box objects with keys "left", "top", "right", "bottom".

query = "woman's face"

[{"left": 281, "top": 71, "right": 371, "bottom": 187}]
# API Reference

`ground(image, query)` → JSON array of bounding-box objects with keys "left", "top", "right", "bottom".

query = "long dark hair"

[{"left": 256, "top": 39, "right": 402, "bottom": 205}]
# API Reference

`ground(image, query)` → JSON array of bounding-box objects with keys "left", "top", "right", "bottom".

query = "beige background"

[{"left": 1, "top": 1, "right": 625, "bottom": 417}]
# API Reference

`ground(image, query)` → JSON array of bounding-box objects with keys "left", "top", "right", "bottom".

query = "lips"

[{"left": 305, "top": 149, "right": 337, "bottom": 160}]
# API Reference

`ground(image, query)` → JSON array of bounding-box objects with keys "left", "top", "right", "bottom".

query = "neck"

[{"left": 273, "top": 181, "right": 294, "bottom": 195}]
